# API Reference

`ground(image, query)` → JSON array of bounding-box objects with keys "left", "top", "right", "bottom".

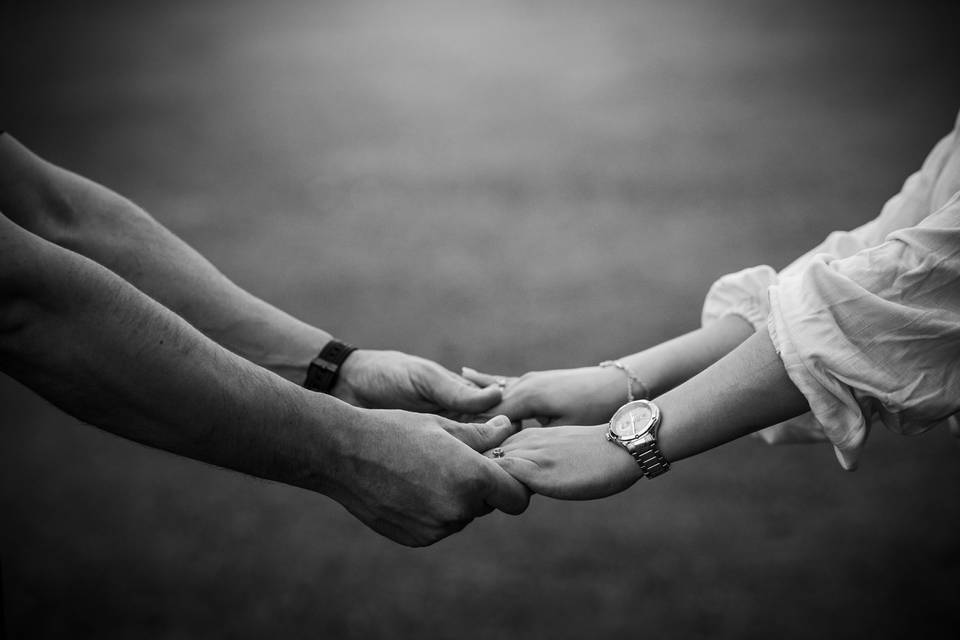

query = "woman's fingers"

[{"left": 463, "top": 367, "right": 543, "bottom": 422}]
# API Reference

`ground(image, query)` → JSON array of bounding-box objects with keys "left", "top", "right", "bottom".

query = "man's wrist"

[
  {"left": 233, "top": 323, "right": 332, "bottom": 385},
  {"left": 294, "top": 395, "right": 367, "bottom": 495},
  {"left": 329, "top": 348, "right": 377, "bottom": 406}
]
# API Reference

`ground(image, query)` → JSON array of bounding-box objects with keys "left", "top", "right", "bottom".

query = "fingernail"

[
  {"left": 462, "top": 366, "right": 475, "bottom": 374},
  {"left": 489, "top": 415, "right": 511, "bottom": 428}
]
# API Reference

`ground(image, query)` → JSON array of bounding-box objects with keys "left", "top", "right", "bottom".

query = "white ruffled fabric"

[{"left": 701, "top": 111, "right": 960, "bottom": 470}]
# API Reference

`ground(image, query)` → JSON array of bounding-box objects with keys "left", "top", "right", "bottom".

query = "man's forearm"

[
  {"left": 0, "top": 133, "right": 331, "bottom": 385},
  {"left": 0, "top": 217, "right": 348, "bottom": 492},
  {"left": 0, "top": 135, "right": 506, "bottom": 419},
  {"left": 1, "top": 218, "right": 530, "bottom": 546}
]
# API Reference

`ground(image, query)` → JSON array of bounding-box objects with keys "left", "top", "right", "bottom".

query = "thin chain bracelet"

[{"left": 598, "top": 360, "right": 650, "bottom": 402}]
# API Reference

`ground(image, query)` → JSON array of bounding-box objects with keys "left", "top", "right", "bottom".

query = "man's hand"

[
  {"left": 1, "top": 213, "right": 526, "bottom": 549},
  {"left": 333, "top": 350, "right": 503, "bottom": 419},
  {"left": 461, "top": 366, "right": 628, "bottom": 426},
  {"left": 321, "top": 410, "right": 530, "bottom": 546},
  {"left": 0, "top": 136, "right": 500, "bottom": 422},
  {"left": 485, "top": 424, "right": 641, "bottom": 501}
]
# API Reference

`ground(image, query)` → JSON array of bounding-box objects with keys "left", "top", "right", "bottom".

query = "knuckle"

[
  {"left": 443, "top": 422, "right": 470, "bottom": 442},
  {"left": 434, "top": 415, "right": 458, "bottom": 434},
  {"left": 468, "top": 421, "right": 488, "bottom": 439},
  {"left": 452, "top": 422, "right": 485, "bottom": 447}
]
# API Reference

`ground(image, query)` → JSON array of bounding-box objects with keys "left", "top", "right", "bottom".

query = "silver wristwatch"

[{"left": 606, "top": 399, "right": 670, "bottom": 478}]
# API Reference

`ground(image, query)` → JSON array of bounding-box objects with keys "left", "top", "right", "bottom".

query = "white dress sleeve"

[
  {"left": 701, "top": 125, "right": 957, "bottom": 332},
  {"left": 700, "top": 116, "right": 960, "bottom": 463},
  {"left": 768, "top": 191, "right": 960, "bottom": 469}
]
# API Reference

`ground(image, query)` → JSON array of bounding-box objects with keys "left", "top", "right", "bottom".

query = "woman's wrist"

[
  {"left": 586, "top": 365, "right": 638, "bottom": 421},
  {"left": 599, "top": 360, "right": 651, "bottom": 401}
]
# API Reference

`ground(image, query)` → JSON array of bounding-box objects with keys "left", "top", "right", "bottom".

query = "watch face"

[{"left": 609, "top": 400, "right": 658, "bottom": 441}]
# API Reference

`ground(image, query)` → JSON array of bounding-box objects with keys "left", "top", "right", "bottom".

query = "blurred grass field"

[{"left": 2, "top": 0, "right": 960, "bottom": 638}]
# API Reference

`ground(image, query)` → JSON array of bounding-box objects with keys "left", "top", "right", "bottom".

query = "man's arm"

[
  {"left": 0, "top": 133, "right": 499, "bottom": 415},
  {"left": 0, "top": 213, "right": 527, "bottom": 545}
]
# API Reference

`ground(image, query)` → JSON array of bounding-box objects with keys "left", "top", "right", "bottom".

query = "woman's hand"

[
  {"left": 461, "top": 366, "right": 630, "bottom": 426},
  {"left": 486, "top": 425, "right": 642, "bottom": 500}
]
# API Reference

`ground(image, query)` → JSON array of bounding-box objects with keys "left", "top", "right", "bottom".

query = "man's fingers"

[
  {"left": 421, "top": 365, "right": 503, "bottom": 414},
  {"left": 440, "top": 379, "right": 503, "bottom": 414},
  {"left": 460, "top": 367, "right": 504, "bottom": 388},
  {"left": 446, "top": 414, "right": 519, "bottom": 451},
  {"left": 445, "top": 415, "right": 519, "bottom": 452},
  {"left": 483, "top": 459, "right": 531, "bottom": 515}
]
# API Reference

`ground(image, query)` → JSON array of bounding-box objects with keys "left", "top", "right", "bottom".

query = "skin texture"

[
  {"left": 488, "top": 425, "right": 641, "bottom": 500},
  {"left": 323, "top": 410, "right": 530, "bottom": 546},
  {"left": 485, "top": 329, "right": 809, "bottom": 500},
  {"left": 0, "top": 132, "right": 501, "bottom": 418},
  {"left": 463, "top": 365, "right": 629, "bottom": 426},
  {"left": 337, "top": 350, "right": 501, "bottom": 419},
  {"left": 463, "top": 314, "right": 755, "bottom": 426},
  {"left": 0, "top": 162, "right": 528, "bottom": 548}
]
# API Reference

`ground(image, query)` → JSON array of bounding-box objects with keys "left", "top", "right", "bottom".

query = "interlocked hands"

[
  {"left": 319, "top": 353, "right": 639, "bottom": 544},
  {"left": 459, "top": 365, "right": 642, "bottom": 501},
  {"left": 322, "top": 408, "right": 530, "bottom": 547}
]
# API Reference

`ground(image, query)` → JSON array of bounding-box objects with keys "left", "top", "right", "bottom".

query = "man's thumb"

[
  {"left": 484, "top": 460, "right": 531, "bottom": 515},
  {"left": 432, "top": 372, "right": 502, "bottom": 414},
  {"left": 449, "top": 415, "right": 519, "bottom": 452}
]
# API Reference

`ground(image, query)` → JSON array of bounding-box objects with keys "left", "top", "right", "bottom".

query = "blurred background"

[{"left": 2, "top": 0, "right": 960, "bottom": 637}]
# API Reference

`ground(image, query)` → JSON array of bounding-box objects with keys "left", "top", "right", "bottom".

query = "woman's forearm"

[
  {"left": 619, "top": 314, "right": 755, "bottom": 399},
  {"left": 490, "top": 326, "right": 812, "bottom": 500},
  {"left": 589, "top": 313, "right": 755, "bottom": 418},
  {"left": 462, "top": 313, "right": 757, "bottom": 426},
  {"left": 655, "top": 326, "right": 808, "bottom": 462}
]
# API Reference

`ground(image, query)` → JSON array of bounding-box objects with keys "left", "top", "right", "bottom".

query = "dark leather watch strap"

[{"left": 304, "top": 340, "right": 357, "bottom": 394}]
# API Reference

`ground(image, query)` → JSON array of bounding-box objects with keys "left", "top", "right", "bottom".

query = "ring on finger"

[{"left": 492, "top": 447, "right": 505, "bottom": 458}]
